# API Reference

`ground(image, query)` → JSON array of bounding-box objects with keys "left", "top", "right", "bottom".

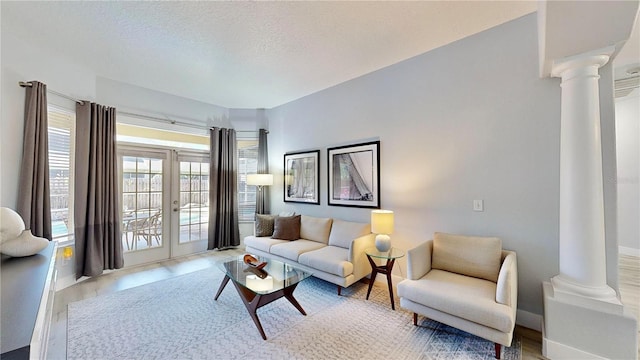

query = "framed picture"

[
  {"left": 284, "top": 150, "right": 320, "bottom": 204},
  {"left": 328, "top": 141, "right": 380, "bottom": 208}
]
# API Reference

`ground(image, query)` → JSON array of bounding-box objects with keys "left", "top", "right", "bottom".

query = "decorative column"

[
  {"left": 543, "top": 47, "right": 637, "bottom": 360},
  {"left": 549, "top": 50, "right": 619, "bottom": 302}
]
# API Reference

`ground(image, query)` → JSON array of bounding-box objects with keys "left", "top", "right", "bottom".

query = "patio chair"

[
  {"left": 137, "top": 212, "right": 162, "bottom": 247},
  {"left": 123, "top": 216, "right": 151, "bottom": 250}
]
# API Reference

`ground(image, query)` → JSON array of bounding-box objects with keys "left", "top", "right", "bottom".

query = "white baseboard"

[
  {"left": 516, "top": 309, "right": 542, "bottom": 331},
  {"left": 56, "top": 274, "right": 79, "bottom": 291},
  {"left": 619, "top": 246, "right": 640, "bottom": 257}
]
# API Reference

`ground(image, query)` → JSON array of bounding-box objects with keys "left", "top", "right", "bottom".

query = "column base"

[
  {"left": 543, "top": 281, "right": 638, "bottom": 359},
  {"left": 551, "top": 275, "right": 621, "bottom": 313}
]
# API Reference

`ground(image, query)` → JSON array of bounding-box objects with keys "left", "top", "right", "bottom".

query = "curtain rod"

[
  {"left": 115, "top": 111, "right": 266, "bottom": 133},
  {"left": 19, "top": 81, "right": 85, "bottom": 105},
  {"left": 118, "top": 111, "right": 211, "bottom": 130},
  {"left": 18, "top": 81, "right": 267, "bottom": 134}
]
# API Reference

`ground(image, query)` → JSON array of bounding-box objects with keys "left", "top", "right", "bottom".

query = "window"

[
  {"left": 237, "top": 140, "right": 259, "bottom": 221},
  {"left": 48, "top": 105, "right": 75, "bottom": 240}
]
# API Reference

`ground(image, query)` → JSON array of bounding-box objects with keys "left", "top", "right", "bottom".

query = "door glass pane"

[
  {"left": 150, "top": 159, "right": 163, "bottom": 191},
  {"left": 179, "top": 160, "right": 209, "bottom": 244},
  {"left": 122, "top": 156, "right": 164, "bottom": 252}
]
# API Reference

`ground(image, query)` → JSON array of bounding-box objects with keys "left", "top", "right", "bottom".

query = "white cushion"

[
  {"left": 0, "top": 207, "right": 26, "bottom": 243},
  {"left": 270, "top": 240, "right": 326, "bottom": 262},
  {"left": 299, "top": 246, "right": 353, "bottom": 277},
  {"left": 244, "top": 236, "right": 288, "bottom": 253},
  {"left": 0, "top": 229, "right": 49, "bottom": 257},
  {"left": 397, "top": 269, "right": 513, "bottom": 333},
  {"left": 432, "top": 232, "right": 502, "bottom": 282},
  {"left": 300, "top": 215, "right": 333, "bottom": 244},
  {"left": 328, "top": 220, "right": 370, "bottom": 249}
]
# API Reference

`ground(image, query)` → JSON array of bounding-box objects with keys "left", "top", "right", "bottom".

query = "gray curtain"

[
  {"left": 17, "top": 81, "right": 52, "bottom": 240},
  {"left": 208, "top": 127, "right": 240, "bottom": 249},
  {"left": 256, "top": 128, "right": 270, "bottom": 214},
  {"left": 74, "top": 102, "right": 123, "bottom": 278}
]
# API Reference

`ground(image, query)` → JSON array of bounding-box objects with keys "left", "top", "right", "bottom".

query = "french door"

[
  {"left": 119, "top": 146, "right": 210, "bottom": 266},
  {"left": 171, "top": 152, "right": 210, "bottom": 257},
  {"left": 119, "top": 147, "right": 171, "bottom": 266}
]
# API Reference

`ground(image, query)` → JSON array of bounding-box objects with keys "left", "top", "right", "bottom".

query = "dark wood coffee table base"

[{"left": 214, "top": 275, "right": 307, "bottom": 340}]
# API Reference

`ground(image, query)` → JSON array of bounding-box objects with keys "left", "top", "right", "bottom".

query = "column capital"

[{"left": 550, "top": 46, "right": 615, "bottom": 78}]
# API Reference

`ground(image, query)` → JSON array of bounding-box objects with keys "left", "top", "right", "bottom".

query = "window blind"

[
  {"left": 48, "top": 105, "right": 75, "bottom": 239},
  {"left": 237, "top": 140, "right": 258, "bottom": 221}
]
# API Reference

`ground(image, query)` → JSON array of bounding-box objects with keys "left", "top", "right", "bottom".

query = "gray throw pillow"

[
  {"left": 271, "top": 215, "right": 301, "bottom": 241},
  {"left": 255, "top": 214, "right": 276, "bottom": 237}
]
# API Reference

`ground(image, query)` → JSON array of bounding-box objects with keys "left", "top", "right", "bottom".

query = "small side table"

[{"left": 365, "top": 247, "right": 405, "bottom": 310}]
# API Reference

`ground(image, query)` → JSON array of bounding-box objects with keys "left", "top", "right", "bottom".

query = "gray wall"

[
  {"left": 96, "top": 77, "right": 229, "bottom": 130},
  {"left": 266, "top": 14, "right": 561, "bottom": 316},
  {"left": 615, "top": 88, "right": 640, "bottom": 253},
  {"left": 1, "top": 29, "right": 97, "bottom": 208}
]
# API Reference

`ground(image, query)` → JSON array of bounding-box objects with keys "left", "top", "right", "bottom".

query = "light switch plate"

[{"left": 473, "top": 200, "right": 484, "bottom": 212}]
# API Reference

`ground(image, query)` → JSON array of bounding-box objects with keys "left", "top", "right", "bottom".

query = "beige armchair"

[{"left": 397, "top": 232, "right": 518, "bottom": 359}]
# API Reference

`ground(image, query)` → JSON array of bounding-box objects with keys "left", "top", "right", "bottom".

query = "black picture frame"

[
  {"left": 327, "top": 141, "right": 380, "bottom": 208},
  {"left": 284, "top": 150, "right": 320, "bottom": 205}
]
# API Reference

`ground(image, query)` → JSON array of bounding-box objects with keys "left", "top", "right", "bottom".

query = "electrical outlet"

[{"left": 473, "top": 200, "right": 484, "bottom": 212}]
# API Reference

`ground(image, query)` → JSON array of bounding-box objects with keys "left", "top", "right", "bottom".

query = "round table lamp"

[{"left": 371, "top": 210, "right": 394, "bottom": 252}]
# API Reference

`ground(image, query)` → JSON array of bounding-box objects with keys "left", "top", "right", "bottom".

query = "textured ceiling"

[{"left": 2, "top": 1, "right": 537, "bottom": 109}]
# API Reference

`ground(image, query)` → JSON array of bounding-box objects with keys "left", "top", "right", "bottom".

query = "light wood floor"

[
  {"left": 46, "top": 251, "right": 639, "bottom": 360},
  {"left": 620, "top": 254, "right": 640, "bottom": 360}
]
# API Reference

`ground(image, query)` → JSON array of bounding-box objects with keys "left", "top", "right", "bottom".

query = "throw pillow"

[
  {"left": 300, "top": 215, "right": 333, "bottom": 244},
  {"left": 255, "top": 214, "right": 276, "bottom": 237},
  {"left": 271, "top": 215, "right": 301, "bottom": 241}
]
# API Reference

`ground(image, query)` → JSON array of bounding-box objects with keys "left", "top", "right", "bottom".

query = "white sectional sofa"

[{"left": 244, "top": 215, "right": 375, "bottom": 294}]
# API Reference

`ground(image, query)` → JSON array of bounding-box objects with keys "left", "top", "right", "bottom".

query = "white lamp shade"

[
  {"left": 371, "top": 210, "right": 394, "bottom": 235},
  {"left": 247, "top": 174, "right": 273, "bottom": 186}
]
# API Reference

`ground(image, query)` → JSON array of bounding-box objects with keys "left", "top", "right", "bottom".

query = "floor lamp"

[
  {"left": 247, "top": 174, "right": 273, "bottom": 193},
  {"left": 247, "top": 173, "right": 273, "bottom": 214}
]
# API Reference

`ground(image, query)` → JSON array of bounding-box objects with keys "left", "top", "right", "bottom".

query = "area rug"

[{"left": 67, "top": 267, "right": 521, "bottom": 359}]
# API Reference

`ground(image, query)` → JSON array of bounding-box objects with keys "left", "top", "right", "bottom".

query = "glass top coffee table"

[{"left": 214, "top": 255, "right": 312, "bottom": 340}]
